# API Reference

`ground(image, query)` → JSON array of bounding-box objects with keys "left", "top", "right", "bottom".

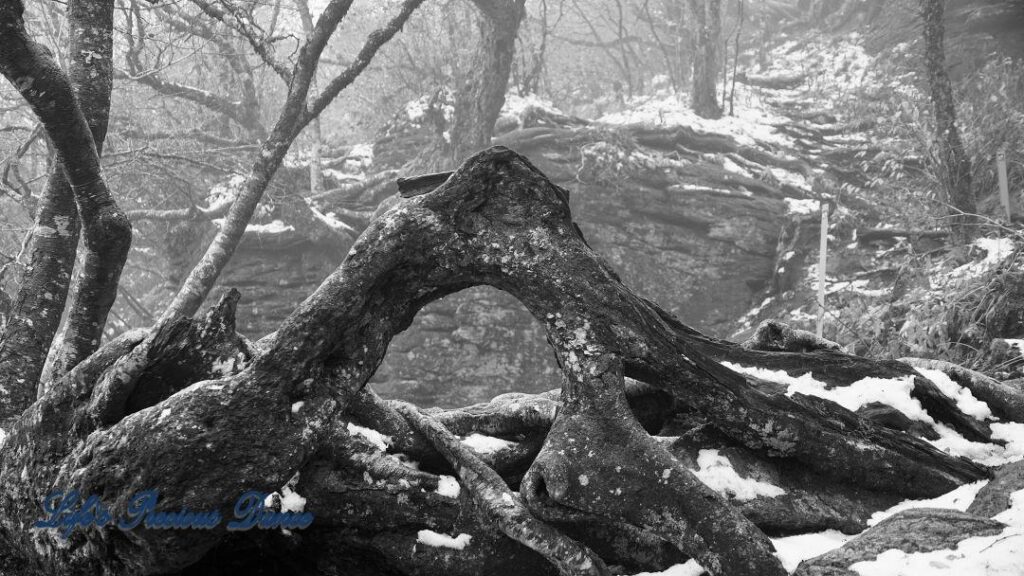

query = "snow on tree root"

[{"left": 392, "top": 400, "right": 610, "bottom": 576}]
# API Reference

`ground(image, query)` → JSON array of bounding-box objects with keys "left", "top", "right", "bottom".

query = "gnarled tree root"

[
  {"left": 0, "top": 147, "right": 995, "bottom": 575},
  {"left": 392, "top": 401, "right": 610, "bottom": 576}
]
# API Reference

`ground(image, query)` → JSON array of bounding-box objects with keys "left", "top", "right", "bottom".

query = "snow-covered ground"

[
  {"left": 850, "top": 489, "right": 1024, "bottom": 575},
  {"left": 722, "top": 361, "right": 1024, "bottom": 467},
  {"left": 599, "top": 83, "right": 793, "bottom": 149},
  {"left": 637, "top": 482, "right": 1024, "bottom": 575}
]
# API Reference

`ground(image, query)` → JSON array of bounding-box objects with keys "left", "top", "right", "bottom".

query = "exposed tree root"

[
  {"left": 0, "top": 147, "right": 998, "bottom": 575},
  {"left": 393, "top": 400, "right": 610, "bottom": 576}
]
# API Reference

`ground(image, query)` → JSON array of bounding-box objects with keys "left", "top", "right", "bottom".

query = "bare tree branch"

[
  {"left": 189, "top": 0, "right": 294, "bottom": 82},
  {"left": 164, "top": 0, "right": 424, "bottom": 320}
]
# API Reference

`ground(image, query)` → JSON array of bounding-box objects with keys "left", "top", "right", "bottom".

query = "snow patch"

[
  {"left": 946, "top": 237, "right": 1016, "bottom": 281},
  {"left": 914, "top": 368, "right": 993, "bottom": 421},
  {"left": 930, "top": 422, "right": 1024, "bottom": 466},
  {"left": 772, "top": 529, "right": 853, "bottom": 572},
  {"left": 245, "top": 219, "right": 294, "bottom": 234},
  {"left": 416, "top": 529, "right": 472, "bottom": 550},
  {"left": 691, "top": 449, "right": 785, "bottom": 501},
  {"left": 346, "top": 423, "right": 391, "bottom": 451},
  {"left": 280, "top": 484, "right": 306, "bottom": 513},
  {"left": 461, "top": 433, "right": 514, "bottom": 454},
  {"left": 723, "top": 363, "right": 932, "bottom": 424},
  {"left": 210, "top": 356, "right": 238, "bottom": 377},
  {"left": 633, "top": 560, "right": 705, "bottom": 576},
  {"left": 788, "top": 375, "right": 931, "bottom": 422},
  {"left": 784, "top": 198, "right": 820, "bottom": 215},
  {"left": 868, "top": 481, "right": 989, "bottom": 526},
  {"left": 851, "top": 488, "right": 1024, "bottom": 575},
  {"left": 1004, "top": 339, "right": 1024, "bottom": 358},
  {"left": 435, "top": 475, "right": 461, "bottom": 499},
  {"left": 598, "top": 86, "right": 792, "bottom": 148}
]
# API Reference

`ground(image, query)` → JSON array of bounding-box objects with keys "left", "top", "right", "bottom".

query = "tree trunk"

[
  {"left": 43, "top": 0, "right": 125, "bottom": 381},
  {"left": 0, "top": 174, "right": 79, "bottom": 422},
  {"left": 412, "top": 0, "right": 526, "bottom": 171},
  {"left": 919, "top": 0, "right": 976, "bottom": 244},
  {"left": 690, "top": 0, "right": 723, "bottom": 119},
  {"left": 0, "top": 148, "right": 1000, "bottom": 576},
  {"left": 0, "top": 0, "right": 130, "bottom": 418}
]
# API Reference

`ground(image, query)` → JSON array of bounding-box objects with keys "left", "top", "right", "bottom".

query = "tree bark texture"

[
  {"left": 0, "top": 148, "right": 1004, "bottom": 576},
  {"left": 0, "top": 0, "right": 129, "bottom": 420}
]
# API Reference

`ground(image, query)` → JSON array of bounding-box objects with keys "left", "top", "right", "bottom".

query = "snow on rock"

[
  {"left": 416, "top": 529, "right": 472, "bottom": 550},
  {"left": 772, "top": 529, "right": 853, "bottom": 572},
  {"left": 280, "top": 483, "right": 307, "bottom": 513},
  {"left": 930, "top": 422, "right": 1024, "bottom": 467},
  {"left": 499, "top": 93, "right": 565, "bottom": 124},
  {"left": 244, "top": 219, "right": 294, "bottom": 234},
  {"left": 346, "top": 422, "right": 392, "bottom": 452},
  {"left": 435, "top": 475, "right": 461, "bottom": 499},
  {"left": 724, "top": 362, "right": 1024, "bottom": 466},
  {"left": 0, "top": 427, "right": 6, "bottom": 450},
  {"left": 263, "top": 473, "right": 307, "bottom": 518},
  {"left": 210, "top": 354, "right": 244, "bottom": 377},
  {"left": 914, "top": 368, "right": 993, "bottom": 421},
  {"left": 690, "top": 449, "right": 785, "bottom": 501},
  {"left": 945, "top": 237, "right": 1017, "bottom": 282},
  {"left": 849, "top": 489, "right": 1024, "bottom": 575},
  {"left": 461, "top": 433, "right": 514, "bottom": 454},
  {"left": 1003, "top": 339, "right": 1024, "bottom": 358},
  {"left": 867, "top": 481, "right": 989, "bottom": 527},
  {"left": 784, "top": 198, "right": 820, "bottom": 215},
  {"left": 405, "top": 97, "right": 429, "bottom": 122},
  {"left": 975, "top": 237, "right": 1015, "bottom": 266},
  {"left": 633, "top": 559, "right": 705, "bottom": 576},
  {"left": 786, "top": 375, "right": 932, "bottom": 422}
]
